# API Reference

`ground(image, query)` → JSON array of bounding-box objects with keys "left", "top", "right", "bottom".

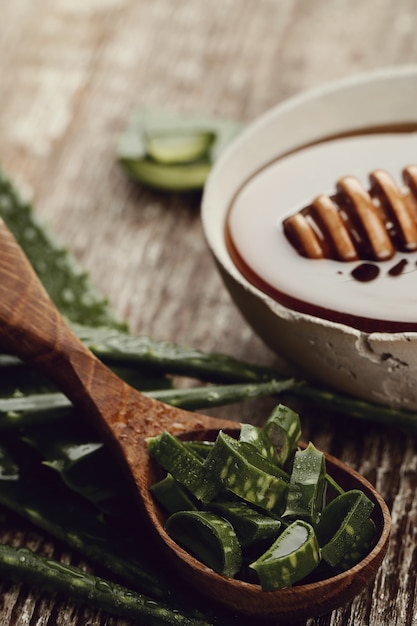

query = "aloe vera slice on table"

[
  {"left": 117, "top": 109, "right": 242, "bottom": 191},
  {"left": 145, "top": 130, "right": 216, "bottom": 164}
]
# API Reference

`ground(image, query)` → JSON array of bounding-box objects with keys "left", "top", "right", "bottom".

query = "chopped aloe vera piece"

[
  {"left": 239, "top": 423, "right": 275, "bottom": 461},
  {"left": 237, "top": 442, "right": 289, "bottom": 481},
  {"left": 145, "top": 130, "right": 215, "bottom": 164},
  {"left": 146, "top": 432, "right": 220, "bottom": 502},
  {"left": 325, "top": 472, "right": 345, "bottom": 496},
  {"left": 334, "top": 518, "right": 376, "bottom": 573},
  {"left": 184, "top": 441, "right": 214, "bottom": 459},
  {"left": 204, "top": 431, "right": 289, "bottom": 513},
  {"left": 249, "top": 520, "right": 321, "bottom": 590},
  {"left": 150, "top": 474, "right": 197, "bottom": 514},
  {"left": 316, "top": 489, "right": 375, "bottom": 567},
  {"left": 209, "top": 501, "right": 281, "bottom": 546},
  {"left": 165, "top": 511, "right": 242, "bottom": 577},
  {"left": 283, "top": 442, "right": 326, "bottom": 524},
  {"left": 262, "top": 404, "right": 302, "bottom": 466}
]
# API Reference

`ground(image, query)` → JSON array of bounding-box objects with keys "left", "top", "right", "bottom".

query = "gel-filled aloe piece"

[
  {"left": 165, "top": 510, "right": 242, "bottom": 577},
  {"left": 249, "top": 520, "right": 321, "bottom": 590},
  {"left": 145, "top": 130, "right": 215, "bottom": 164},
  {"left": 261, "top": 404, "right": 302, "bottom": 467}
]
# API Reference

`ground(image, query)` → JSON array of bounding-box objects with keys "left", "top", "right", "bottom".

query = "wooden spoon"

[{"left": 0, "top": 218, "right": 390, "bottom": 621}]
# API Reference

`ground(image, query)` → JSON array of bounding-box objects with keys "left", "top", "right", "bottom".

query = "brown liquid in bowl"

[{"left": 226, "top": 127, "right": 417, "bottom": 333}]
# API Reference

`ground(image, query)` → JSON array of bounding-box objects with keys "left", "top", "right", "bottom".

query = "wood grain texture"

[{"left": 1, "top": 0, "right": 417, "bottom": 624}]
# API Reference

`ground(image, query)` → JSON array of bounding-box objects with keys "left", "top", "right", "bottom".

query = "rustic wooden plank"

[{"left": 1, "top": 0, "right": 417, "bottom": 624}]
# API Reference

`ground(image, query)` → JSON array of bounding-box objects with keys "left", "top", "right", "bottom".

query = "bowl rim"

[{"left": 201, "top": 64, "right": 417, "bottom": 339}]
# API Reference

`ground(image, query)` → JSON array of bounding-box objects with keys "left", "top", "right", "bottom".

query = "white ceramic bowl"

[{"left": 202, "top": 65, "right": 417, "bottom": 411}]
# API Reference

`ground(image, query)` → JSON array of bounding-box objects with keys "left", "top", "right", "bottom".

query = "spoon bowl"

[{"left": 0, "top": 219, "right": 390, "bottom": 621}]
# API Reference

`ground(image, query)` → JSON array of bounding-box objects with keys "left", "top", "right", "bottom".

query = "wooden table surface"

[{"left": 1, "top": 1, "right": 417, "bottom": 624}]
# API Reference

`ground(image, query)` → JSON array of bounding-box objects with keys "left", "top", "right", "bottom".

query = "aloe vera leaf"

[
  {"left": 0, "top": 170, "right": 124, "bottom": 330},
  {"left": 6, "top": 341, "right": 417, "bottom": 430},
  {"left": 0, "top": 379, "right": 295, "bottom": 431},
  {"left": 70, "top": 323, "right": 278, "bottom": 383},
  {"left": 0, "top": 440, "right": 167, "bottom": 598},
  {"left": 0, "top": 543, "right": 212, "bottom": 626},
  {"left": 0, "top": 363, "right": 170, "bottom": 403},
  {"left": 147, "top": 378, "right": 295, "bottom": 409},
  {"left": 21, "top": 419, "right": 130, "bottom": 515},
  {"left": 282, "top": 381, "right": 417, "bottom": 431},
  {"left": 1, "top": 324, "right": 281, "bottom": 385},
  {"left": 0, "top": 393, "right": 72, "bottom": 429}
]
